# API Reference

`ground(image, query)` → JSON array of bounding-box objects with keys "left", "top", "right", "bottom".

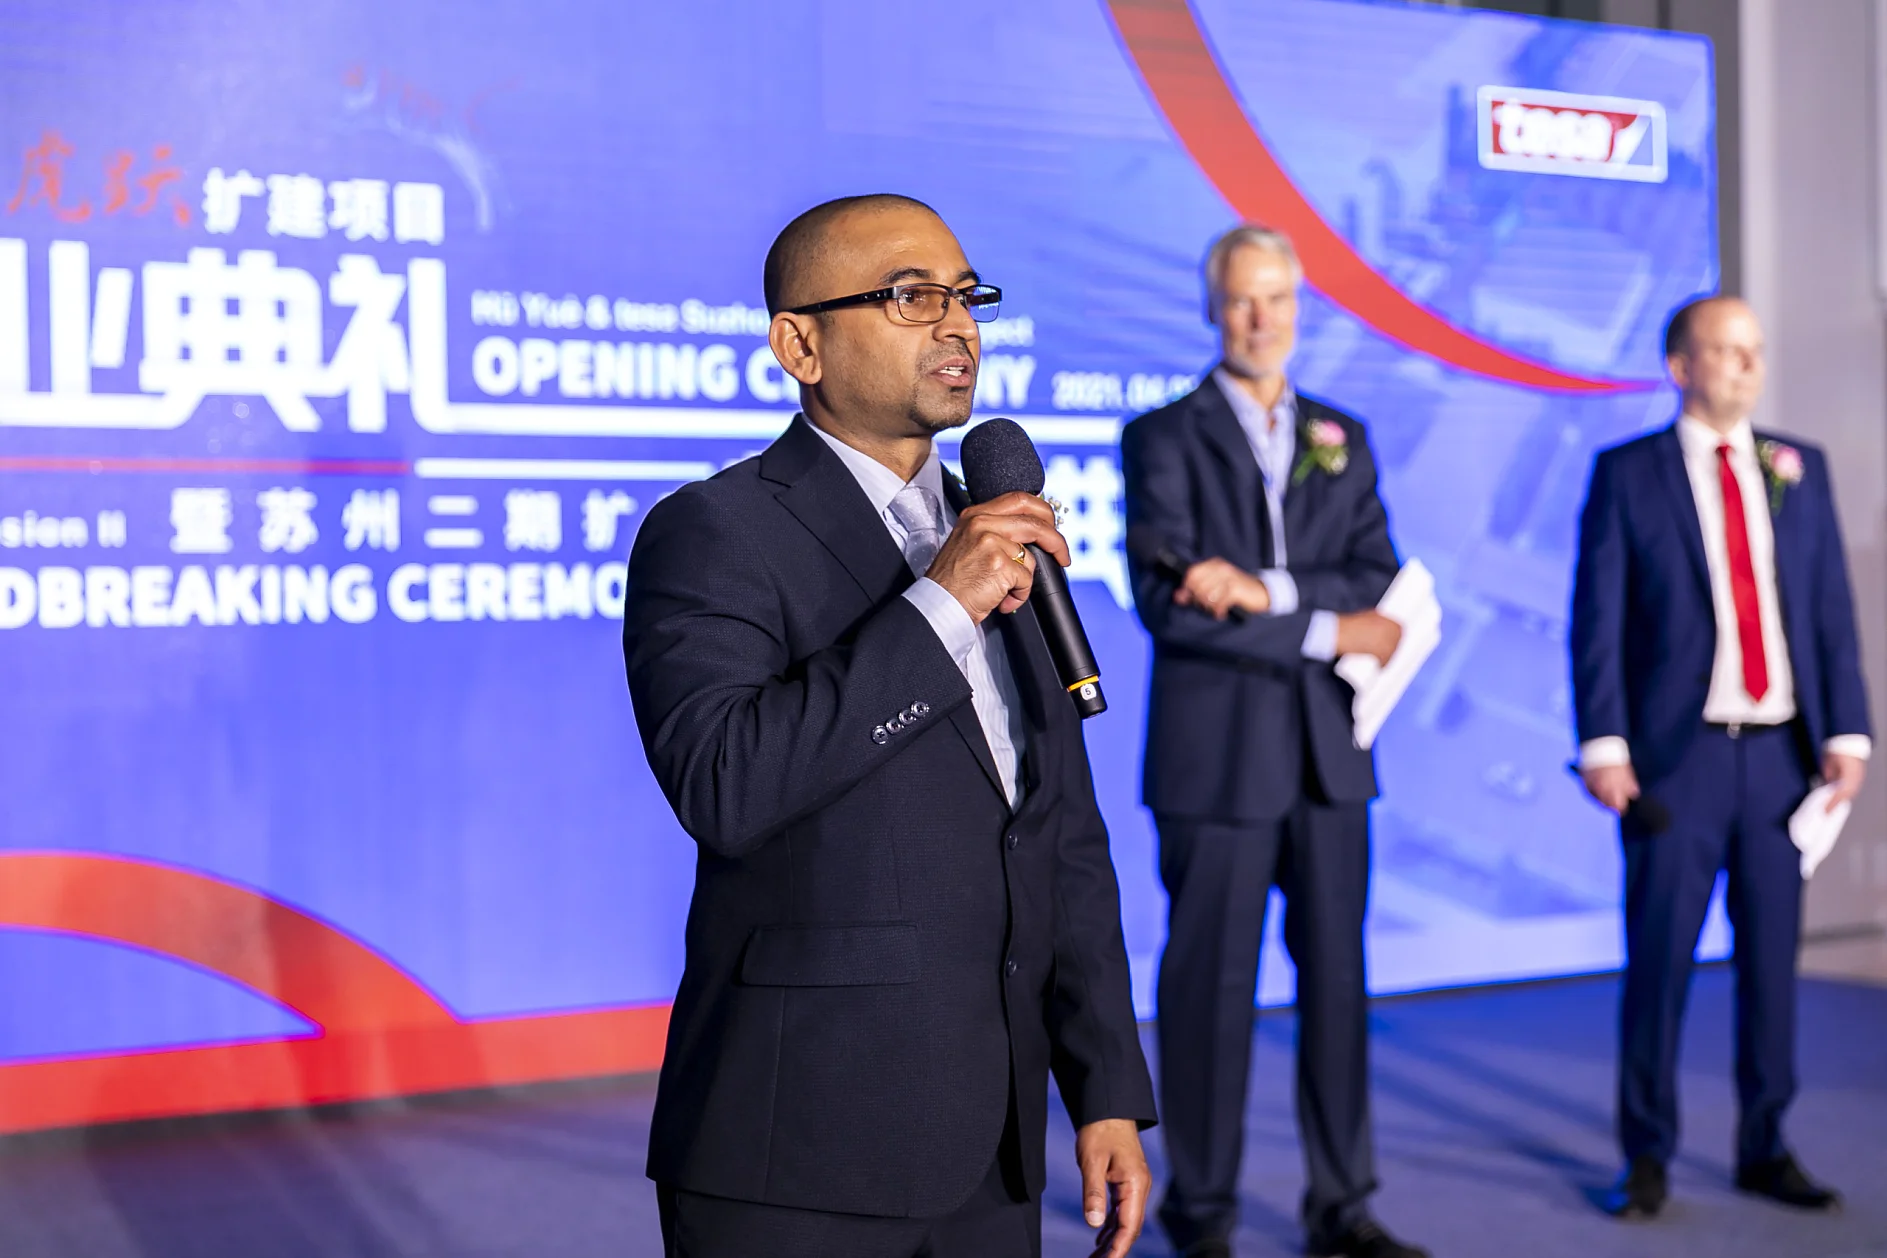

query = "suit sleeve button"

[
  {"left": 872, "top": 725, "right": 889, "bottom": 745},
  {"left": 914, "top": 701, "right": 930, "bottom": 717}
]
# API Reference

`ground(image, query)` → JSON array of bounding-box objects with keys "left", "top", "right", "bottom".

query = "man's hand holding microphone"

[
  {"left": 925, "top": 492, "right": 1069, "bottom": 623},
  {"left": 1581, "top": 763, "right": 1642, "bottom": 816}
]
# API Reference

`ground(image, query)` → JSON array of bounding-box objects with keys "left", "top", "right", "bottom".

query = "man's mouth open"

[{"left": 932, "top": 358, "right": 975, "bottom": 385}]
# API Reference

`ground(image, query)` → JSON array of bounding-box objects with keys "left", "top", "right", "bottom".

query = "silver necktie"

[{"left": 888, "top": 484, "right": 946, "bottom": 576}]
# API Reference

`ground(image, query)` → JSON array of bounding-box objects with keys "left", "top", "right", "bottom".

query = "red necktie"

[{"left": 1717, "top": 443, "right": 1769, "bottom": 702}]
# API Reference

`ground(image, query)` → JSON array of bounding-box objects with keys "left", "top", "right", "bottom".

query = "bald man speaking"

[{"left": 624, "top": 195, "right": 1156, "bottom": 1258}]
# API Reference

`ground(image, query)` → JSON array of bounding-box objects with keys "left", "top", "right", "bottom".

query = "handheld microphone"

[
  {"left": 959, "top": 419, "right": 1107, "bottom": 719},
  {"left": 1625, "top": 794, "right": 1673, "bottom": 835},
  {"left": 1124, "top": 524, "right": 1249, "bottom": 623},
  {"left": 1562, "top": 761, "right": 1670, "bottom": 834}
]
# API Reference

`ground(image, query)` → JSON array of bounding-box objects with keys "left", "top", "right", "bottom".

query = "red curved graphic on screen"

[
  {"left": 0, "top": 852, "right": 455, "bottom": 1032},
  {"left": 1105, "top": 0, "right": 1644, "bottom": 394},
  {"left": 0, "top": 854, "right": 668, "bottom": 1135}
]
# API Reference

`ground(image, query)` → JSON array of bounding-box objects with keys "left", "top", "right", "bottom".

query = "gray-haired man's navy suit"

[{"left": 1121, "top": 374, "right": 1399, "bottom": 1251}]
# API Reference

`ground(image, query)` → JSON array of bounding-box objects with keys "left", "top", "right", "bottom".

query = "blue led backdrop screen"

[{"left": 0, "top": 0, "right": 1716, "bottom": 1130}]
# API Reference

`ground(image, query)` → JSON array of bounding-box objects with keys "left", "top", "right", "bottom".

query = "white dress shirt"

[
  {"left": 810, "top": 423, "right": 1028, "bottom": 805},
  {"left": 1579, "top": 414, "right": 1871, "bottom": 769},
  {"left": 1212, "top": 369, "right": 1340, "bottom": 661}
]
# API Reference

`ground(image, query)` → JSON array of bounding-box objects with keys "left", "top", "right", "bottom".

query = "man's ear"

[
  {"left": 1665, "top": 353, "right": 1689, "bottom": 391},
  {"left": 770, "top": 312, "right": 823, "bottom": 387}
]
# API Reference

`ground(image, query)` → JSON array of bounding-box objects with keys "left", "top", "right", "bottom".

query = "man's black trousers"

[
  {"left": 1154, "top": 802, "right": 1376, "bottom": 1249},
  {"left": 658, "top": 1095, "right": 1037, "bottom": 1258}
]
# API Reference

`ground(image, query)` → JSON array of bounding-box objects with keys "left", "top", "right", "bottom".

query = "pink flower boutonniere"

[
  {"left": 1757, "top": 439, "right": 1803, "bottom": 514},
  {"left": 1292, "top": 418, "right": 1350, "bottom": 484}
]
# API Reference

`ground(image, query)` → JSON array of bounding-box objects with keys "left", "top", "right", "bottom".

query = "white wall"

[{"left": 1740, "top": 0, "right": 1887, "bottom": 943}]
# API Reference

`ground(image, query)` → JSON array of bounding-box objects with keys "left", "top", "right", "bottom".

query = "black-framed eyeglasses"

[{"left": 789, "top": 282, "right": 1003, "bottom": 324}]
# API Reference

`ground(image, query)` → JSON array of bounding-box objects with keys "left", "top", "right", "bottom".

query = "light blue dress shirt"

[{"left": 1211, "top": 369, "right": 1339, "bottom": 661}]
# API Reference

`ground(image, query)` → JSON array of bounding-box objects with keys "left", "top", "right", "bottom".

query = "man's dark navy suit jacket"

[
  {"left": 623, "top": 416, "right": 1155, "bottom": 1220},
  {"left": 1571, "top": 424, "right": 1870, "bottom": 783},
  {"left": 1120, "top": 374, "right": 1400, "bottom": 821}
]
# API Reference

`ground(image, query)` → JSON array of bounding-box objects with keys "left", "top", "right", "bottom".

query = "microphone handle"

[
  {"left": 1624, "top": 793, "right": 1672, "bottom": 836},
  {"left": 1151, "top": 545, "right": 1248, "bottom": 624},
  {"left": 1024, "top": 543, "right": 1108, "bottom": 719}
]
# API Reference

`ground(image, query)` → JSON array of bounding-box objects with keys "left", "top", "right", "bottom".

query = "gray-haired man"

[{"left": 1120, "top": 226, "right": 1422, "bottom": 1258}]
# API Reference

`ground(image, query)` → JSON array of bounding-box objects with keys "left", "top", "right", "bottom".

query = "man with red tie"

[{"left": 1571, "top": 296, "right": 1870, "bottom": 1219}]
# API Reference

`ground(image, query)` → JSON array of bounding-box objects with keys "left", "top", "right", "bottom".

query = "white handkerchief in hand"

[{"left": 1788, "top": 783, "right": 1850, "bottom": 880}]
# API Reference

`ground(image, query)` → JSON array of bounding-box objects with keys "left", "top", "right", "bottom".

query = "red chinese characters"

[{"left": 7, "top": 130, "right": 191, "bottom": 225}]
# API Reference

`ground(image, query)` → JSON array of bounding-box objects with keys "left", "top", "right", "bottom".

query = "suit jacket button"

[
  {"left": 1006, "top": 832, "right": 1019, "bottom": 850},
  {"left": 1004, "top": 958, "right": 1019, "bottom": 978},
  {"left": 872, "top": 725, "right": 889, "bottom": 745}
]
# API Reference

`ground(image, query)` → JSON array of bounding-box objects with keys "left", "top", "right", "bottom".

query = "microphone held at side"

[{"left": 1124, "top": 523, "right": 1250, "bottom": 623}]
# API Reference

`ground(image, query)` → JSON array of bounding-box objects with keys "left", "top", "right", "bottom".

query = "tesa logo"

[{"left": 1477, "top": 86, "right": 1668, "bottom": 183}]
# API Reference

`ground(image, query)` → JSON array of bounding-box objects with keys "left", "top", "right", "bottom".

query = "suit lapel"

[
  {"left": 934, "top": 469, "right": 1013, "bottom": 805},
  {"left": 950, "top": 466, "right": 1063, "bottom": 805},
  {"left": 762, "top": 416, "right": 912, "bottom": 603},
  {"left": 944, "top": 469, "right": 1050, "bottom": 721},
  {"left": 996, "top": 604, "right": 1055, "bottom": 788},
  {"left": 1193, "top": 375, "right": 1266, "bottom": 564},
  {"left": 939, "top": 465, "right": 972, "bottom": 517},
  {"left": 1651, "top": 425, "right": 1712, "bottom": 599},
  {"left": 1282, "top": 397, "right": 1322, "bottom": 559},
  {"left": 1756, "top": 428, "right": 1806, "bottom": 638}
]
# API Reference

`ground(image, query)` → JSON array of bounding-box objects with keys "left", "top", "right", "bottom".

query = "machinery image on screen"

[{"left": 0, "top": 0, "right": 1716, "bottom": 1131}]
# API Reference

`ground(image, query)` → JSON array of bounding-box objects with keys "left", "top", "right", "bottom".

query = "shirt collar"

[
  {"left": 1677, "top": 412, "right": 1755, "bottom": 461},
  {"left": 1213, "top": 367, "right": 1296, "bottom": 436},
  {"left": 807, "top": 418, "right": 948, "bottom": 518}
]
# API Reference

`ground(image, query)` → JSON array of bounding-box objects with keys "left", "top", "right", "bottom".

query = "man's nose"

[{"left": 935, "top": 297, "right": 979, "bottom": 338}]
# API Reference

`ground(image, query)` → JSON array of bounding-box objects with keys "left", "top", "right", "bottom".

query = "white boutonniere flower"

[{"left": 1292, "top": 419, "right": 1350, "bottom": 484}]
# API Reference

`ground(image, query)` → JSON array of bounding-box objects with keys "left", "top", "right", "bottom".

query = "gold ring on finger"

[{"left": 1011, "top": 547, "right": 1029, "bottom": 565}]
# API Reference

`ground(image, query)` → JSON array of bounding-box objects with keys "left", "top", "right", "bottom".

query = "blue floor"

[{"left": 1, "top": 969, "right": 1882, "bottom": 1257}]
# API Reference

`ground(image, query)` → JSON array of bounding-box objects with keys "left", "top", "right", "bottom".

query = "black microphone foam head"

[{"left": 959, "top": 418, "right": 1044, "bottom": 503}]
